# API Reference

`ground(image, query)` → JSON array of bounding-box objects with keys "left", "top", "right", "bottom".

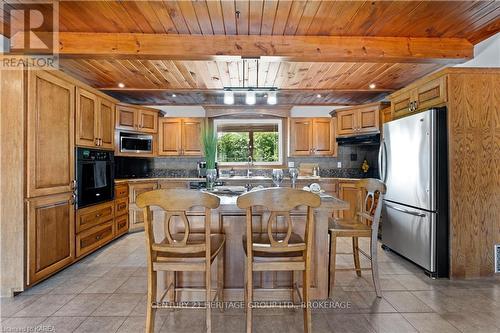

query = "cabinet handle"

[
  {"left": 71, "top": 179, "right": 77, "bottom": 189},
  {"left": 96, "top": 235, "right": 101, "bottom": 240},
  {"left": 98, "top": 138, "right": 102, "bottom": 146},
  {"left": 94, "top": 138, "right": 99, "bottom": 146},
  {"left": 95, "top": 213, "right": 102, "bottom": 218},
  {"left": 414, "top": 100, "right": 418, "bottom": 110},
  {"left": 70, "top": 194, "right": 76, "bottom": 205}
]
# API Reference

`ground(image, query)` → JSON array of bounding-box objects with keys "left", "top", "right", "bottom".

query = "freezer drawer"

[{"left": 381, "top": 201, "right": 436, "bottom": 272}]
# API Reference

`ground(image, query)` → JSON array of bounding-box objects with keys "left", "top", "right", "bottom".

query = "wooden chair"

[
  {"left": 237, "top": 188, "right": 321, "bottom": 333},
  {"left": 136, "top": 189, "right": 225, "bottom": 333},
  {"left": 328, "top": 178, "right": 386, "bottom": 298}
]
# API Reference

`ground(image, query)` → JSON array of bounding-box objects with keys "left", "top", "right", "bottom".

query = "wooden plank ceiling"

[{"left": 3, "top": 0, "right": 499, "bottom": 106}]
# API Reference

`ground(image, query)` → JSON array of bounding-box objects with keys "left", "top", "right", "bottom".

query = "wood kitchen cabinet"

[
  {"left": 333, "top": 102, "right": 387, "bottom": 136},
  {"left": 338, "top": 181, "right": 362, "bottom": 220},
  {"left": 381, "top": 106, "right": 393, "bottom": 123},
  {"left": 26, "top": 192, "right": 75, "bottom": 285},
  {"left": 76, "top": 88, "right": 115, "bottom": 149},
  {"left": 158, "top": 118, "right": 203, "bottom": 156},
  {"left": 116, "top": 104, "right": 158, "bottom": 133},
  {"left": 76, "top": 201, "right": 114, "bottom": 233},
  {"left": 114, "top": 183, "right": 129, "bottom": 238},
  {"left": 289, "top": 118, "right": 335, "bottom": 157},
  {"left": 128, "top": 181, "right": 158, "bottom": 231},
  {"left": 391, "top": 76, "right": 447, "bottom": 119},
  {"left": 27, "top": 70, "right": 75, "bottom": 198},
  {"left": 76, "top": 221, "right": 114, "bottom": 258}
]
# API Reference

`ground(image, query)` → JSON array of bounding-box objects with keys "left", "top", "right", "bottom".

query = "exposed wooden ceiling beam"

[{"left": 13, "top": 32, "right": 474, "bottom": 63}]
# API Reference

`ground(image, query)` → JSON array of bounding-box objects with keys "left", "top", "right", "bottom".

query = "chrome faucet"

[{"left": 247, "top": 156, "right": 253, "bottom": 178}]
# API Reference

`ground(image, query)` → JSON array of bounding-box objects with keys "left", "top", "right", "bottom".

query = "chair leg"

[
  {"left": 206, "top": 261, "right": 212, "bottom": 333},
  {"left": 292, "top": 271, "right": 298, "bottom": 304},
  {"left": 352, "top": 237, "right": 362, "bottom": 277},
  {"left": 246, "top": 258, "right": 253, "bottom": 333},
  {"left": 146, "top": 268, "right": 157, "bottom": 333},
  {"left": 329, "top": 232, "right": 337, "bottom": 298},
  {"left": 370, "top": 236, "right": 382, "bottom": 298},
  {"left": 217, "top": 247, "right": 225, "bottom": 312},
  {"left": 302, "top": 269, "right": 311, "bottom": 333},
  {"left": 243, "top": 260, "right": 248, "bottom": 314}
]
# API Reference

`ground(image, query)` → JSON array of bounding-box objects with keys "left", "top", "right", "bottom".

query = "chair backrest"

[
  {"left": 353, "top": 179, "right": 386, "bottom": 235},
  {"left": 237, "top": 188, "right": 321, "bottom": 255},
  {"left": 136, "top": 189, "right": 220, "bottom": 255}
]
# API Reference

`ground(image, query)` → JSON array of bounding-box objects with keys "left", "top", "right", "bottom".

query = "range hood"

[{"left": 336, "top": 133, "right": 380, "bottom": 146}]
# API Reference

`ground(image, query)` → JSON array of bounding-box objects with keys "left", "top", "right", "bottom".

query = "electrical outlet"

[
  {"left": 495, "top": 244, "right": 500, "bottom": 273},
  {"left": 337, "top": 162, "right": 342, "bottom": 168},
  {"left": 288, "top": 162, "right": 295, "bottom": 168}
]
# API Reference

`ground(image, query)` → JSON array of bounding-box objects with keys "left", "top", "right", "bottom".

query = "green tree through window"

[{"left": 215, "top": 120, "right": 281, "bottom": 164}]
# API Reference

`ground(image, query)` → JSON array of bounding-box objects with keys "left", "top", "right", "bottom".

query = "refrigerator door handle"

[
  {"left": 378, "top": 140, "right": 387, "bottom": 182},
  {"left": 385, "top": 203, "right": 426, "bottom": 217}
]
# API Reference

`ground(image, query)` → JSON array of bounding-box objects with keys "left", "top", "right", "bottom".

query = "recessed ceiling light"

[
  {"left": 316, "top": 94, "right": 322, "bottom": 98},
  {"left": 118, "top": 82, "right": 125, "bottom": 88},
  {"left": 171, "top": 94, "right": 177, "bottom": 97},
  {"left": 369, "top": 83, "right": 376, "bottom": 89}
]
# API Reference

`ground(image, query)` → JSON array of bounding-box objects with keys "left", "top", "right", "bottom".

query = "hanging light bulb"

[
  {"left": 224, "top": 90, "right": 234, "bottom": 105},
  {"left": 246, "top": 90, "right": 256, "bottom": 105},
  {"left": 267, "top": 91, "right": 277, "bottom": 105}
]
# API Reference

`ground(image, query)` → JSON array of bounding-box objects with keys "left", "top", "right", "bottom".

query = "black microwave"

[{"left": 119, "top": 132, "right": 153, "bottom": 154}]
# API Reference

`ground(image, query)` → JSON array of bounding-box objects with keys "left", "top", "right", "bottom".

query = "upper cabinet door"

[
  {"left": 357, "top": 107, "right": 379, "bottom": 133},
  {"left": 27, "top": 71, "right": 75, "bottom": 198},
  {"left": 98, "top": 98, "right": 115, "bottom": 149},
  {"left": 336, "top": 110, "right": 357, "bottom": 136},
  {"left": 138, "top": 109, "right": 158, "bottom": 133},
  {"left": 75, "top": 88, "right": 98, "bottom": 148},
  {"left": 415, "top": 76, "right": 447, "bottom": 111},
  {"left": 158, "top": 118, "right": 182, "bottom": 156},
  {"left": 182, "top": 118, "right": 203, "bottom": 156},
  {"left": 290, "top": 118, "right": 312, "bottom": 156},
  {"left": 116, "top": 105, "right": 137, "bottom": 131},
  {"left": 312, "top": 118, "right": 335, "bottom": 156},
  {"left": 391, "top": 90, "right": 413, "bottom": 119}
]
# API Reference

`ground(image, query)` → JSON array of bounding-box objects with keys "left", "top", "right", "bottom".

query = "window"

[{"left": 214, "top": 119, "right": 283, "bottom": 165}]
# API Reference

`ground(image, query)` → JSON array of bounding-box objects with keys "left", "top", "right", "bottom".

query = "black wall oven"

[{"left": 76, "top": 148, "right": 114, "bottom": 208}]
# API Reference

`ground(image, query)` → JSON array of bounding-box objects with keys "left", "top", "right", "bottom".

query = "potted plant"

[{"left": 201, "top": 122, "right": 217, "bottom": 190}]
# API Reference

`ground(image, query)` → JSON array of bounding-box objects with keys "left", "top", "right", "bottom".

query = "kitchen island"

[{"left": 146, "top": 188, "right": 349, "bottom": 302}]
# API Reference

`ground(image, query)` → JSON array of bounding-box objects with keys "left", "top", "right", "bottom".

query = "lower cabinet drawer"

[
  {"left": 115, "top": 214, "right": 129, "bottom": 238},
  {"left": 76, "top": 221, "right": 114, "bottom": 258},
  {"left": 115, "top": 197, "right": 129, "bottom": 217},
  {"left": 76, "top": 201, "right": 114, "bottom": 233}
]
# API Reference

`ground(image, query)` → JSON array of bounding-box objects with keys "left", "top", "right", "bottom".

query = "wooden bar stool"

[
  {"left": 328, "top": 178, "right": 386, "bottom": 298},
  {"left": 237, "top": 188, "right": 321, "bottom": 333},
  {"left": 136, "top": 189, "right": 225, "bottom": 333}
]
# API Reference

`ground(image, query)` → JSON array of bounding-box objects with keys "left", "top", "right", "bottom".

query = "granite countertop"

[{"left": 115, "top": 176, "right": 361, "bottom": 183}]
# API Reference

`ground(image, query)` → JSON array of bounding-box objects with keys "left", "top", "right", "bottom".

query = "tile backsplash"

[{"left": 147, "top": 144, "right": 379, "bottom": 179}]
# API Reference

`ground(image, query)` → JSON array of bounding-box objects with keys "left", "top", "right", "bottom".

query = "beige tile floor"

[{"left": 1, "top": 232, "right": 499, "bottom": 333}]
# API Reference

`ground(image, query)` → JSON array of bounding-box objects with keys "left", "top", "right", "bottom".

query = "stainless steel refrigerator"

[{"left": 379, "top": 108, "right": 449, "bottom": 277}]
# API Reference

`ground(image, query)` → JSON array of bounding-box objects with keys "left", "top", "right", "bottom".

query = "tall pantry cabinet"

[{"left": 26, "top": 71, "right": 76, "bottom": 285}]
